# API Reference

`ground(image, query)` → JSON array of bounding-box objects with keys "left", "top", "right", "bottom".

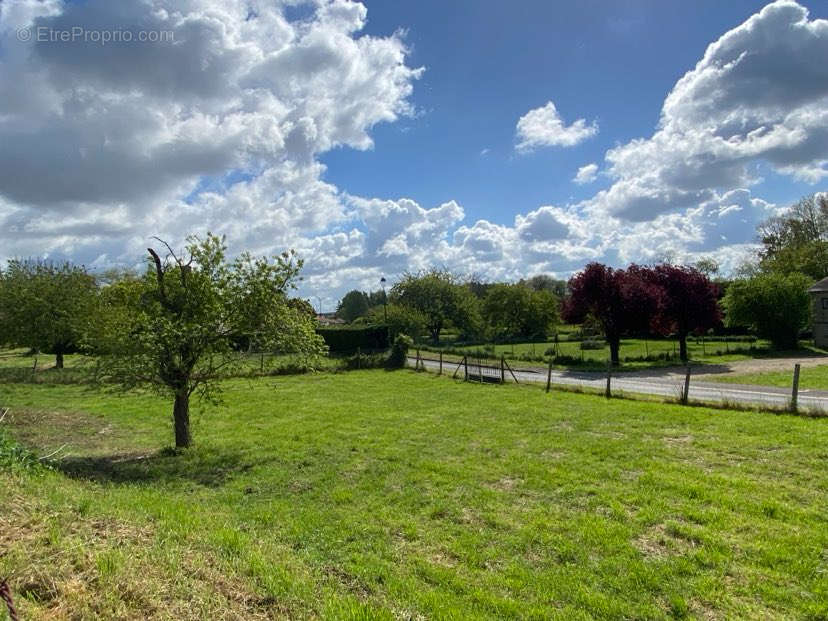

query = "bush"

[
  {"left": 580, "top": 339, "right": 605, "bottom": 350},
  {"left": 724, "top": 273, "right": 811, "bottom": 350},
  {"left": 343, "top": 351, "right": 388, "bottom": 370},
  {"left": 386, "top": 334, "right": 413, "bottom": 369},
  {"left": 0, "top": 428, "right": 47, "bottom": 473}
]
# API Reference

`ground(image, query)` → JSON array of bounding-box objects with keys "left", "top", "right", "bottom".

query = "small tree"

[
  {"left": 89, "top": 234, "right": 326, "bottom": 448},
  {"left": 724, "top": 273, "right": 811, "bottom": 350},
  {"left": 0, "top": 259, "right": 98, "bottom": 368},
  {"left": 563, "top": 263, "right": 659, "bottom": 366},
  {"left": 391, "top": 270, "right": 481, "bottom": 343},
  {"left": 646, "top": 264, "right": 721, "bottom": 362},
  {"left": 367, "top": 303, "right": 427, "bottom": 341},
  {"left": 336, "top": 290, "right": 371, "bottom": 322},
  {"left": 482, "top": 283, "right": 559, "bottom": 341}
]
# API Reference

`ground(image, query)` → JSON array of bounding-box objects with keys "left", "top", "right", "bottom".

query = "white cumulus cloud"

[
  {"left": 515, "top": 101, "right": 598, "bottom": 152},
  {"left": 573, "top": 163, "right": 599, "bottom": 185}
]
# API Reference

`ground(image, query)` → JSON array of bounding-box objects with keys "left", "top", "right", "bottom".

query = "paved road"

[{"left": 409, "top": 356, "right": 828, "bottom": 413}]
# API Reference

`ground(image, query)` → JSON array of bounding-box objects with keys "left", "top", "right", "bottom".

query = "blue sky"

[
  {"left": 323, "top": 0, "right": 825, "bottom": 223},
  {"left": 0, "top": 0, "right": 827, "bottom": 304}
]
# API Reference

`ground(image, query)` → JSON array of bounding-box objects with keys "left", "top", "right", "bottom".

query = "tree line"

[{"left": 334, "top": 192, "right": 826, "bottom": 365}]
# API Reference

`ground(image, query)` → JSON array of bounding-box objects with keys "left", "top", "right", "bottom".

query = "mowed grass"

[
  {"left": 424, "top": 337, "right": 790, "bottom": 369},
  {"left": 1, "top": 371, "right": 828, "bottom": 619},
  {"left": 707, "top": 364, "right": 828, "bottom": 391}
]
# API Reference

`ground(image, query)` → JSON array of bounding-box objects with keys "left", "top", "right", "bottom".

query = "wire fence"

[{"left": 408, "top": 352, "right": 827, "bottom": 415}]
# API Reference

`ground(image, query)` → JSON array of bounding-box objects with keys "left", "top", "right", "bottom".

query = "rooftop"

[{"left": 809, "top": 277, "right": 828, "bottom": 293}]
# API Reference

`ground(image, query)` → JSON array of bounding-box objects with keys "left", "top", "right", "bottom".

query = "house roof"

[{"left": 809, "top": 277, "right": 828, "bottom": 293}]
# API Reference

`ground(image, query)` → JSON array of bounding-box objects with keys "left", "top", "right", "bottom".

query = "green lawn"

[
  {"left": 707, "top": 364, "right": 828, "bottom": 391},
  {"left": 1, "top": 371, "right": 827, "bottom": 619},
  {"left": 422, "top": 334, "right": 828, "bottom": 373}
]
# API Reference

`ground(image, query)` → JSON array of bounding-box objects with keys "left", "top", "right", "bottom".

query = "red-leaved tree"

[
  {"left": 563, "top": 263, "right": 660, "bottom": 366},
  {"left": 646, "top": 264, "right": 721, "bottom": 362}
]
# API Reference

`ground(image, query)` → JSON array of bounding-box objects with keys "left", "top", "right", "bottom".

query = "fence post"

[
  {"left": 464, "top": 356, "right": 468, "bottom": 382},
  {"left": 439, "top": 351, "right": 443, "bottom": 375},
  {"left": 479, "top": 358, "right": 484, "bottom": 384},
  {"left": 791, "top": 363, "right": 801, "bottom": 412},
  {"left": 546, "top": 359, "right": 553, "bottom": 393},
  {"left": 500, "top": 355, "right": 505, "bottom": 384},
  {"left": 605, "top": 360, "right": 612, "bottom": 399},
  {"left": 682, "top": 365, "right": 691, "bottom": 404}
]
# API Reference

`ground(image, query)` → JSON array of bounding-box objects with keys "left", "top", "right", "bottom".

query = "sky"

[{"left": 1, "top": 0, "right": 827, "bottom": 308}]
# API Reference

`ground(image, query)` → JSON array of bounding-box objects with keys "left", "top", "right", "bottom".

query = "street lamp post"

[{"left": 380, "top": 277, "right": 388, "bottom": 323}]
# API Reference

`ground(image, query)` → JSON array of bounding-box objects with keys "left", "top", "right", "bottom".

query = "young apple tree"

[{"left": 90, "top": 233, "right": 326, "bottom": 448}]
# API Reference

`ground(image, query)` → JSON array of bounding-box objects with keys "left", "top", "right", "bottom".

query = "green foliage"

[
  {"left": 316, "top": 325, "right": 389, "bottom": 353},
  {"left": 336, "top": 290, "right": 371, "bottom": 322},
  {"left": 87, "top": 233, "right": 326, "bottom": 447},
  {"left": 367, "top": 304, "right": 427, "bottom": 341},
  {"left": 518, "top": 274, "right": 567, "bottom": 297},
  {"left": 758, "top": 193, "right": 828, "bottom": 280},
  {"left": 390, "top": 270, "right": 482, "bottom": 343},
  {"left": 386, "top": 333, "right": 413, "bottom": 368},
  {"left": 0, "top": 427, "right": 46, "bottom": 473},
  {"left": 724, "top": 272, "right": 812, "bottom": 350},
  {"left": 482, "top": 283, "right": 559, "bottom": 340},
  {"left": 0, "top": 259, "right": 97, "bottom": 367}
]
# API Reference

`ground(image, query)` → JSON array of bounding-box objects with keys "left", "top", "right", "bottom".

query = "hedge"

[{"left": 316, "top": 325, "right": 389, "bottom": 353}]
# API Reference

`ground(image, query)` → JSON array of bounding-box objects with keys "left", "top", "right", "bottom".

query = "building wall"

[{"left": 814, "top": 293, "right": 828, "bottom": 348}]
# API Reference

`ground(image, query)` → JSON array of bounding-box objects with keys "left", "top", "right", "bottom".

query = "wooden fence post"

[
  {"left": 605, "top": 360, "right": 612, "bottom": 399},
  {"left": 439, "top": 351, "right": 443, "bottom": 375},
  {"left": 464, "top": 356, "right": 468, "bottom": 382},
  {"left": 791, "top": 363, "right": 801, "bottom": 412},
  {"left": 682, "top": 365, "right": 691, "bottom": 404},
  {"left": 545, "top": 359, "right": 553, "bottom": 393},
  {"left": 500, "top": 355, "right": 505, "bottom": 384}
]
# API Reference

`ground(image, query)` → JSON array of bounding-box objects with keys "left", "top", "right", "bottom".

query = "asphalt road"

[{"left": 409, "top": 356, "right": 828, "bottom": 413}]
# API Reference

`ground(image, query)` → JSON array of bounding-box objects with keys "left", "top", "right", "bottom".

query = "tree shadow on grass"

[{"left": 55, "top": 447, "right": 281, "bottom": 487}]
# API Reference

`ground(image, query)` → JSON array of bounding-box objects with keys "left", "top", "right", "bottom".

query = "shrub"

[
  {"left": 386, "top": 334, "right": 413, "bottom": 369},
  {"left": 724, "top": 273, "right": 811, "bottom": 350},
  {"left": 580, "top": 339, "right": 605, "bottom": 350}
]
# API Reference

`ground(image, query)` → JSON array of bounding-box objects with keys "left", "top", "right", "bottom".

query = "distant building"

[
  {"left": 316, "top": 312, "right": 345, "bottom": 326},
  {"left": 808, "top": 277, "right": 828, "bottom": 349}
]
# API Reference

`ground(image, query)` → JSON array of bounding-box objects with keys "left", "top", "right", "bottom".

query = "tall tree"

[
  {"left": 646, "top": 264, "right": 721, "bottom": 362},
  {"left": 758, "top": 193, "right": 828, "bottom": 280},
  {"left": 89, "top": 234, "right": 326, "bottom": 448},
  {"left": 723, "top": 272, "right": 811, "bottom": 351},
  {"left": 336, "top": 290, "right": 370, "bottom": 322},
  {"left": 519, "top": 274, "right": 567, "bottom": 298},
  {"left": 563, "top": 263, "right": 659, "bottom": 366},
  {"left": 482, "top": 283, "right": 559, "bottom": 341},
  {"left": 391, "top": 270, "right": 481, "bottom": 343},
  {"left": 1, "top": 259, "right": 97, "bottom": 368}
]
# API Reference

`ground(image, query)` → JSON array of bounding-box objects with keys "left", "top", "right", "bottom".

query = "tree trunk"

[
  {"left": 55, "top": 350, "right": 64, "bottom": 369},
  {"left": 173, "top": 391, "right": 191, "bottom": 448},
  {"left": 678, "top": 333, "right": 688, "bottom": 362},
  {"left": 609, "top": 337, "right": 621, "bottom": 367},
  {"left": 431, "top": 327, "right": 440, "bottom": 344}
]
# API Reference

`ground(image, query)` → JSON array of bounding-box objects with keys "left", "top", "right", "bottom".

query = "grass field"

[
  {"left": 707, "top": 364, "right": 828, "bottom": 391},
  {"left": 422, "top": 333, "right": 827, "bottom": 372},
  {"left": 1, "top": 368, "right": 827, "bottom": 619}
]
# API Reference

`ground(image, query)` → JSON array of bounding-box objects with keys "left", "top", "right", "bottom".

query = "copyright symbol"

[{"left": 16, "top": 28, "right": 32, "bottom": 42}]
